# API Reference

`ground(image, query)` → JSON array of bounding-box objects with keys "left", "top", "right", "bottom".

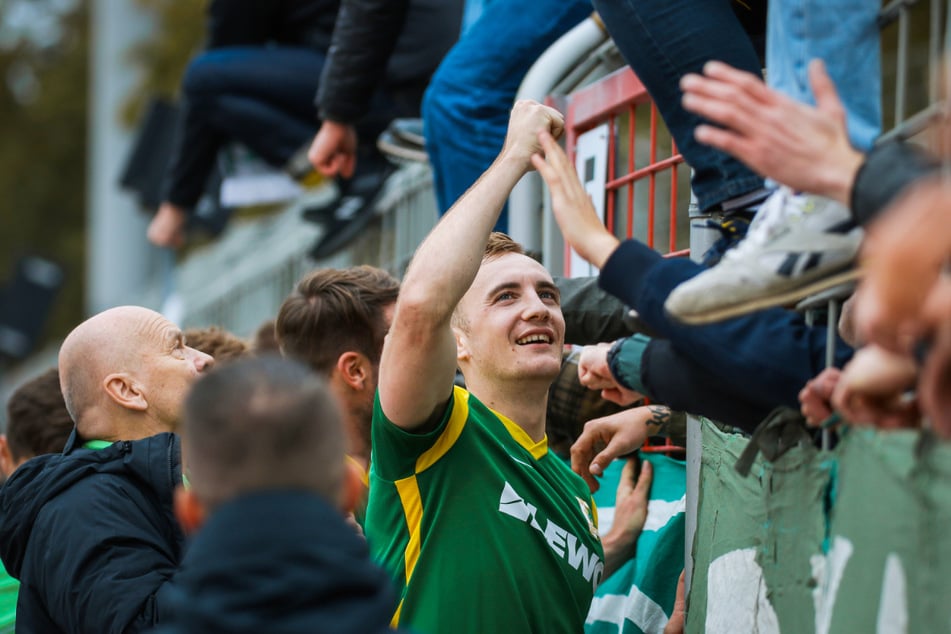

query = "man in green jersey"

[{"left": 366, "top": 101, "right": 640, "bottom": 633}]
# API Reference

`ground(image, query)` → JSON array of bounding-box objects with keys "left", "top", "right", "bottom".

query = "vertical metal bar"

[
  {"left": 627, "top": 104, "right": 636, "bottom": 239},
  {"left": 896, "top": 5, "right": 909, "bottom": 126},
  {"left": 628, "top": 105, "right": 637, "bottom": 240},
  {"left": 564, "top": 124, "right": 578, "bottom": 273},
  {"left": 670, "top": 139, "right": 679, "bottom": 253},
  {"left": 648, "top": 104, "right": 658, "bottom": 249},
  {"left": 929, "top": 0, "right": 942, "bottom": 104},
  {"left": 607, "top": 117, "right": 617, "bottom": 234},
  {"left": 822, "top": 299, "right": 840, "bottom": 451}
]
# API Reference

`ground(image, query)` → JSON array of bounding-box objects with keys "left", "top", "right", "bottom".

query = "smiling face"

[{"left": 454, "top": 252, "right": 565, "bottom": 387}]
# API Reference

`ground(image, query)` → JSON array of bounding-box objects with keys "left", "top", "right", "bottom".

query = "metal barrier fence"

[{"left": 563, "top": 69, "right": 688, "bottom": 263}]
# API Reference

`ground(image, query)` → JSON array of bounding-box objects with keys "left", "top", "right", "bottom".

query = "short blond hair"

[{"left": 483, "top": 232, "right": 525, "bottom": 261}]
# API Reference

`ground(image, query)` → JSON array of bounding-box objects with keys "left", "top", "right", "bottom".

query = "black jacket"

[
  {"left": 153, "top": 491, "right": 397, "bottom": 634},
  {"left": 206, "top": 0, "right": 339, "bottom": 52},
  {"left": 0, "top": 432, "right": 184, "bottom": 633},
  {"left": 317, "top": 0, "right": 464, "bottom": 123}
]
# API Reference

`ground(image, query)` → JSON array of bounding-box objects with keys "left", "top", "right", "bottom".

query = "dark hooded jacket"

[
  {"left": 152, "top": 490, "right": 397, "bottom": 634},
  {"left": 0, "top": 431, "right": 183, "bottom": 633}
]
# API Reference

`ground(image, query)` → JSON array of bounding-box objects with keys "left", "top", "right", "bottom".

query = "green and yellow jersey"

[{"left": 366, "top": 386, "right": 603, "bottom": 633}]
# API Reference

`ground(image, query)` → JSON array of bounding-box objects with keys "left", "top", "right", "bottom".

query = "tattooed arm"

[
  {"left": 645, "top": 404, "right": 672, "bottom": 435},
  {"left": 569, "top": 404, "right": 673, "bottom": 492}
]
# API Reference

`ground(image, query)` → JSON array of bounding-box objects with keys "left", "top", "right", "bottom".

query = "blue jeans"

[
  {"left": 592, "top": 0, "right": 767, "bottom": 212},
  {"left": 163, "top": 46, "right": 326, "bottom": 209},
  {"left": 422, "top": 0, "right": 592, "bottom": 233},
  {"left": 767, "top": 0, "right": 881, "bottom": 152}
]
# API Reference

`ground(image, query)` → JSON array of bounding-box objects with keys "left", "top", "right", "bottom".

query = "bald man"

[{"left": 0, "top": 306, "right": 213, "bottom": 634}]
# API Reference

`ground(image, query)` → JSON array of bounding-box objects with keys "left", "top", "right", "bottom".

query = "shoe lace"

[
  {"left": 699, "top": 216, "right": 751, "bottom": 267},
  {"left": 722, "top": 188, "right": 803, "bottom": 262}
]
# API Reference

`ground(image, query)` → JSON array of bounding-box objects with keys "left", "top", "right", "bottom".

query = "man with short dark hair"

[
  {"left": 1, "top": 368, "right": 74, "bottom": 476},
  {"left": 158, "top": 355, "right": 396, "bottom": 633},
  {"left": 0, "top": 368, "right": 77, "bottom": 633},
  {"left": 0, "top": 306, "right": 213, "bottom": 633},
  {"left": 276, "top": 265, "right": 399, "bottom": 480}
]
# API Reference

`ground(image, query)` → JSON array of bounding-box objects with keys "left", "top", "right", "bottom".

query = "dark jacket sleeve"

[
  {"left": 850, "top": 138, "right": 940, "bottom": 225},
  {"left": 555, "top": 276, "right": 656, "bottom": 345},
  {"left": 641, "top": 339, "right": 772, "bottom": 433},
  {"left": 598, "top": 240, "right": 853, "bottom": 410},
  {"left": 26, "top": 477, "right": 180, "bottom": 633},
  {"left": 316, "top": 0, "right": 411, "bottom": 123}
]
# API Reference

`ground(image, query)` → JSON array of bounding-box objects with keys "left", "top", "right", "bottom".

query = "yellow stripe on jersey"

[
  {"left": 390, "top": 599, "right": 403, "bottom": 628},
  {"left": 394, "top": 475, "right": 424, "bottom": 585},
  {"left": 493, "top": 408, "right": 549, "bottom": 460},
  {"left": 391, "top": 387, "right": 470, "bottom": 625},
  {"left": 346, "top": 454, "right": 369, "bottom": 487},
  {"left": 415, "top": 386, "right": 470, "bottom": 473}
]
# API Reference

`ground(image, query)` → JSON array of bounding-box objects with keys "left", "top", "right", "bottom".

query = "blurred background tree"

[
  {"left": 0, "top": 0, "right": 90, "bottom": 349},
  {"left": 0, "top": 0, "right": 204, "bottom": 356}
]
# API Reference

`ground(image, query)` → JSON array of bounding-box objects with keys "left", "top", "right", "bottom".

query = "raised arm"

[{"left": 378, "top": 101, "right": 564, "bottom": 429}]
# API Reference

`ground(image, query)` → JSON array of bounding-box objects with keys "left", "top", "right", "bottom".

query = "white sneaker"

[{"left": 665, "top": 188, "right": 863, "bottom": 324}]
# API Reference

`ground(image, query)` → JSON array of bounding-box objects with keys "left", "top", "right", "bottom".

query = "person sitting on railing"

[
  {"left": 147, "top": 0, "right": 461, "bottom": 252},
  {"left": 593, "top": 0, "right": 771, "bottom": 246},
  {"left": 675, "top": 59, "right": 951, "bottom": 436},
  {"left": 591, "top": 0, "right": 882, "bottom": 324},
  {"left": 303, "top": 0, "right": 463, "bottom": 259},
  {"left": 147, "top": 0, "right": 337, "bottom": 250},
  {"left": 421, "top": 0, "right": 592, "bottom": 234}
]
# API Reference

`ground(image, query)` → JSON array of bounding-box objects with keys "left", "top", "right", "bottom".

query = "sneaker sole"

[
  {"left": 389, "top": 120, "right": 426, "bottom": 147},
  {"left": 670, "top": 267, "right": 863, "bottom": 325},
  {"left": 377, "top": 132, "right": 428, "bottom": 163}
]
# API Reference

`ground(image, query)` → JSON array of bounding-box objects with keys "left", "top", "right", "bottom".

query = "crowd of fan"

[{"left": 1, "top": 0, "right": 948, "bottom": 632}]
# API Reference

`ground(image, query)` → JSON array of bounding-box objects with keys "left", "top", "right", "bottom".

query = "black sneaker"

[
  {"left": 301, "top": 160, "right": 392, "bottom": 225},
  {"left": 307, "top": 164, "right": 395, "bottom": 259}
]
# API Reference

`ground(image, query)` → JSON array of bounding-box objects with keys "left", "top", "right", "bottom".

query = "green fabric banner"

[
  {"left": 688, "top": 420, "right": 951, "bottom": 633},
  {"left": 584, "top": 453, "right": 686, "bottom": 634}
]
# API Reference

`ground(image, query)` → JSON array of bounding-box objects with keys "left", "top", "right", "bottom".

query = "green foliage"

[
  {"left": 120, "top": 0, "right": 205, "bottom": 128},
  {"left": 0, "top": 1, "right": 90, "bottom": 346}
]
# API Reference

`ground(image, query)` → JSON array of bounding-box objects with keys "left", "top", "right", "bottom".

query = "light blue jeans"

[{"left": 767, "top": 0, "right": 882, "bottom": 151}]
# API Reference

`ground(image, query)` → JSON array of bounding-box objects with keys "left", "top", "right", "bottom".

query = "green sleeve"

[
  {"left": 608, "top": 333, "right": 652, "bottom": 395},
  {"left": 370, "top": 388, "right": 456, "bottom": 481}
]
